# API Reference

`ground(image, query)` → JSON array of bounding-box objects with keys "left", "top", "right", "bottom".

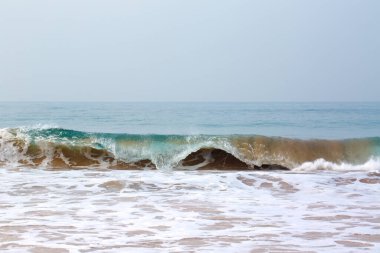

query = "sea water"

[{"left": 0, "top": 102, "right": 379, "bottom": 252}]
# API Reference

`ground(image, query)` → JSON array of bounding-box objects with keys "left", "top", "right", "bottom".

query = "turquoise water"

[{"left": 1, "top": 102, "right": 379, "bottom": 138}]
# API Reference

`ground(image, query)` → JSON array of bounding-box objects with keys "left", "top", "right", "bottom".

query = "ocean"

[{"left": 0, "top": 102, "right": 379, "bottom": 252}]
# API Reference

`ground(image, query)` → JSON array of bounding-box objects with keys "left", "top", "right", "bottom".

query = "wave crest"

[{"left": 1, "top": 127, "right": 379, "bottom": 171}]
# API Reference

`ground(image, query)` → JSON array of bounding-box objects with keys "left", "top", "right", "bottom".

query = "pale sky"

[{"left": 0, "top": 0, "right": 379, "bottom": 101}]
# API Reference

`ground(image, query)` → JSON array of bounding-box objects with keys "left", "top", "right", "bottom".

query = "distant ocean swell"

[{"left": 1, "top": 127, "right": 380, "bottom": 171}]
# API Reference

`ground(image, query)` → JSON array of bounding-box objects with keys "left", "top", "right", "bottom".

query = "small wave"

[{"left": 19, "top": 123, "right": 60, "bottom": 131}]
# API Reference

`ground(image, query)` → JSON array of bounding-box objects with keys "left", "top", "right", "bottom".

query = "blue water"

[{"left": 1, "top": 102, "right": 379, "bottom": 139}]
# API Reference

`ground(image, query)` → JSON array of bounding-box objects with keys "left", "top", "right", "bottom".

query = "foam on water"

[
  {"left": 0, "top": 168, "right": 379, "bottom": 252},
  {"left": 294, "top": 157, "right": 380, "bottom": 172}
]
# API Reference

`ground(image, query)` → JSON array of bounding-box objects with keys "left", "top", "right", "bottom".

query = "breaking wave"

[{"left": 1, "top": 127, "right": 380, "bottom": 171}]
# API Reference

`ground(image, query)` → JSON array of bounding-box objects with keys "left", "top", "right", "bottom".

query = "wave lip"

[{"left": 0, "top": 127, "right": 379, "bottom": 171}]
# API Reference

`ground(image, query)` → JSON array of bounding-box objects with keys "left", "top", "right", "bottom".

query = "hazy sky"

[{"left": 0, "top": 0, "right": 379, "bottom": 101}]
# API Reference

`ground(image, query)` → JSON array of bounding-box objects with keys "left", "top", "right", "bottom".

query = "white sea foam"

[
  {"left": 0, "top": 167, "right": 379, "bottom": 252},
  {"left": 294, "top": 157, "right": 380, "bottom": 172}
]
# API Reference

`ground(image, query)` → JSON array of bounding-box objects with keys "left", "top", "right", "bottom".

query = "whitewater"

[{"left": 0, "top": 102, "right": 379, "bottom": 252}]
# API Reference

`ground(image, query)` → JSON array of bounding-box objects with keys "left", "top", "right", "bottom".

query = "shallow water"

[{"left": 0, "top": 168, "right": 379, "bottom": 252}]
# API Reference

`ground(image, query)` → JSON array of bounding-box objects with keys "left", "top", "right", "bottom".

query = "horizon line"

[{"left": 0, "top": 100, "right": 380, "bottom": 103}]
